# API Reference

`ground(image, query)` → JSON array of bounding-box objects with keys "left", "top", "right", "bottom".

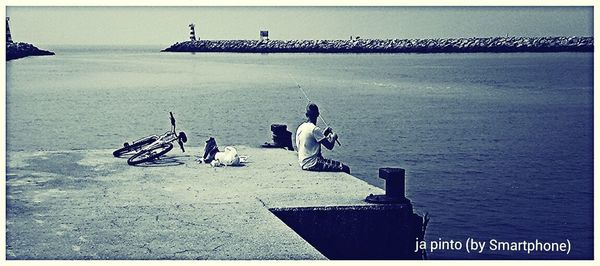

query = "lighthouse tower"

[
  {"left": 6, "top": 17, "right": 13, "bottom": 43},
  {"left": 189, "top": 23, "right": 196, "bottom": 41}
]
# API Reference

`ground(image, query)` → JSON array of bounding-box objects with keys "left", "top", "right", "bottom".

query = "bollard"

[
  {"left": 381, "top": 168, "right": 405, "bottom": 199},
  {"left": 365, "top": 167, "right": 411, "bottom": 204}
]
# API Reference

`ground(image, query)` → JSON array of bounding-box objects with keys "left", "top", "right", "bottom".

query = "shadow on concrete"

[{"left": 133, "top": 157, "right": 185, "bottom": 167}]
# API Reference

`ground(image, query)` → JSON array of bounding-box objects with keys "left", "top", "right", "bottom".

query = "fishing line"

[
  {"left": 288, "top": 73, "right": 312, "bottom": 103},
  {"left": 287, "top": 72, "right": 341, "bottom": 146}
]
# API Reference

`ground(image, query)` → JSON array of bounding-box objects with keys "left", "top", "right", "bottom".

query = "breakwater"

[
  {"left": 6, "top": 42, "right": 54, "bottom": 61},
  {"left": 162, "top": 36, "right": 592, "bottom": 53}
]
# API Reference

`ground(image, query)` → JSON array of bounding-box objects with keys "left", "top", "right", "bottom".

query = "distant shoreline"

[
  {"left": 162, "top": 36, "right": 593, "bottom": 54},
  {"left": 6, "top": 42, "right": 54, "bottom": 61}
]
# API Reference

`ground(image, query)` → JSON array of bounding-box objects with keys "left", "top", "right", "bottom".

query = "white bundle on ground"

[{"left": 211, "top": 146, "right": 244, "bottom": 167}]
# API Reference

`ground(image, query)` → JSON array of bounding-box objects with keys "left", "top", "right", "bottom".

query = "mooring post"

[
  {"left": 365, "top": 167, "right": 410, "bottom": 204},
  {"left": 380, "top": 168, "right": 405, "bottom": 199}
]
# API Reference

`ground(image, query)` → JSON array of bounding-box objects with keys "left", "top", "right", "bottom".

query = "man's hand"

[
  {"left": 320, "top": 131, "right": 339, "bottom": 150},
  {"left": 324, "top": 127, "right": 333, "bottom": 136},
  {"left": 330, "top": 132, "right": 338, "bottom": 141}
]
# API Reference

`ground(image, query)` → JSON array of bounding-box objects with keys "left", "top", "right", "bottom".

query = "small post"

[
  {"left": 365, "top": 167, "right": 410, "bottom": 204},
  {"left": 380, "top": 168, "right": 405, "bottom": 199}
]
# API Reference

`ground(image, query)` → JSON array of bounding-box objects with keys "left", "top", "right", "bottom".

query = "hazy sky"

[{"left": 6, "top": 6, "right": 594, "bottom": 46}]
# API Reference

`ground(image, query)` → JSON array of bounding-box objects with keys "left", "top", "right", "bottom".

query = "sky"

[{"left": 6, "top": 6, "right": 594, "bottom": 46}]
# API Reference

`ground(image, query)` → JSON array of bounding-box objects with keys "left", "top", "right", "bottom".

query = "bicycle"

[{"left": 112, "top": 112, "right": 187, "bottom": 165}]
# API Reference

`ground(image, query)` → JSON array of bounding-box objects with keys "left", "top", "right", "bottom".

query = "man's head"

[{"left": 305, "top": 103, "right": 320, "bottom": 121}]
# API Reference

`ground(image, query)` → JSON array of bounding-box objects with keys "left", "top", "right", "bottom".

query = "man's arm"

[
  {"left": 319, "top": 133, "right": 337, "bottom": 150},
  {"left": 314, "top": 126, "right": 337, "bottom": 150}
]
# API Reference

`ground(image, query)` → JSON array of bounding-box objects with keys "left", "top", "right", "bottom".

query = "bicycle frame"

[
  {"left": 114, "top": 112, "right": 187, "bottom": 163},
  {"left": 143, "top": 130, "right": 177, "bottom": 152}
]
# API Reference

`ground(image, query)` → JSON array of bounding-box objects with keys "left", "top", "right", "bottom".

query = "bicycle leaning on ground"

[{"left": 113, "top": 112, "right": 187, "bottom": 165}]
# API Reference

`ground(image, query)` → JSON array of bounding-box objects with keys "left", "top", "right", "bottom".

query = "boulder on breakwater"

[
  {"left": 162, "top": 36, "right": 593, "bottom": 53},
  {"left": 6, "top": 42, "right": 54, "bottom": 61}
]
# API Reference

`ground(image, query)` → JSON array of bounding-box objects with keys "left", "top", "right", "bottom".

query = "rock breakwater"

[
  {"left": 6, "top": 42, "right": 55, "bottom": 61},
  {"left": 163, "top": 36, "right": 593, "bottom": 53}
]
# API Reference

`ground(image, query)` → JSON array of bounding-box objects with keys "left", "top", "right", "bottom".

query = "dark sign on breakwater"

[{"left": 162, "top": 36, "right": 593, "bottom": 53}]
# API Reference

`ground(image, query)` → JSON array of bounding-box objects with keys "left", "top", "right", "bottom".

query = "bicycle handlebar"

[
  {"left": 169, "top": 112, "right": 176, "bottom": 129},
  {"left": 170, "top": 112, "right": 185, "bottom": 152},
  {"left": 178, "top": 139, "right": 185, "bottom": 152}
]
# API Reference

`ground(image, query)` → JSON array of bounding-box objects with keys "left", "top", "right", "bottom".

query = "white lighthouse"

[
  {"left": 189, "top": 23, "right": 196, "bottom": 41},
  {"left": 6, "top": 17, "right": 13, "bottom": 43}
]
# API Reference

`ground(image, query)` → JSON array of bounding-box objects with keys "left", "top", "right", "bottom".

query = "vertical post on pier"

[
  {"left": 6, "top": 17, "right": 13, "bottom": 43},
  {"left": 189, "top": 23, "right": 196, "bottom": 41},
  {"left": 365, "top": 167, "right": 410, "bottom": 204},
  {"left": 380, "top": 168, "right": 406, "bottom": 199}
]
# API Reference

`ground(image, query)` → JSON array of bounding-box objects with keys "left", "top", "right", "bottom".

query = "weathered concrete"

[{"left": 6, "top": 146, "right": 401, "bottom": 260}]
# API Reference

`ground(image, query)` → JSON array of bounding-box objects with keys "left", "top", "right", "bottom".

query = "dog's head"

[{"left": 202, "top": 137, "right": 219, "bottom": 163}]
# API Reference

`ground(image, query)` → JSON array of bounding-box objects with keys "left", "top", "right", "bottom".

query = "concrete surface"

[{"left": 6, "top": 146, "right": 384, "bottom": 260}]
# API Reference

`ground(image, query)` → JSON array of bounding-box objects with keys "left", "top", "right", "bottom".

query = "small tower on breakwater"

[
  {"left": 6, "top": 17, "right": 13, "bottom": 43},
  {"left": 189, "top": 23, "right": 196, "bottom": 41},
  {"left": 5, "top": 16, "right": 55, "bottom": 61}
]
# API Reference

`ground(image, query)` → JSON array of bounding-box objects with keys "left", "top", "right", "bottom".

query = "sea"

[{"left": 6, "top": 45, "right": 594, "bottom": 259}]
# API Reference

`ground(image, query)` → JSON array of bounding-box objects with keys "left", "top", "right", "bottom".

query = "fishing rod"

[{"left": 288, "top": 73, "right": 342, "bottom": 146}]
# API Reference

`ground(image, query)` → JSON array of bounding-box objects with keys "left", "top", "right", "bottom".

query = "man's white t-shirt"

[{"left": 295, "top": 122, "right": 326, "bottom": 169}]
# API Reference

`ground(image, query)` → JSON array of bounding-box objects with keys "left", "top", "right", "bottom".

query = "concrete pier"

[{"left": 6, "top": 147, "right": 423, "bottom": 260}]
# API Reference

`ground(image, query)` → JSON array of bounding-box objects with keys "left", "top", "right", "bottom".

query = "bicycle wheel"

[
  {"left": 113, "top": 136, "right": 157, "bottom": 157},
  {"left": 127, "top": 143, "right": 173, "bottom": 165}
]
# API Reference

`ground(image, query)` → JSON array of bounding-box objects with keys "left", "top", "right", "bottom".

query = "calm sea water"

[{"left": 6, "top": 46, "right": 593, "bottom": 259}]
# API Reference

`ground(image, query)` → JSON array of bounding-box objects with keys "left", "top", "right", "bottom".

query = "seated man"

[{"left": 295, "top": 103, "right": 350, "bottom": 174}]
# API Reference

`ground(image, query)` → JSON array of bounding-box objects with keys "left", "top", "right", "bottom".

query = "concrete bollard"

[
  {"left": 380, "top": 167, "right": 406, "bottom": 199},
  {"left": 365, "top": 167, "right": 410, "bottom": 204}
]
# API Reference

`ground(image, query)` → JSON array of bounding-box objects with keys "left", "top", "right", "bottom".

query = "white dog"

[{"left": 202, "top": 137, "right": 246, "bottom": 167}]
